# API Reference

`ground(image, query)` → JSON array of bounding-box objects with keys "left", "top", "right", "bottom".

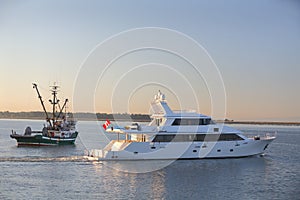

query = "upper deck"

[{"left": 106, "top": 91, "right": 242, "bottom": 135}]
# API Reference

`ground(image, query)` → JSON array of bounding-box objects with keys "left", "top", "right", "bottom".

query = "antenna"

[{"left": 49, "top": 84, "right": 60, "bottom": 126}]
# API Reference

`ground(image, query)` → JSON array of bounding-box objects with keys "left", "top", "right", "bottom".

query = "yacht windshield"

[{"left": 171, "top": 118, "right": 212, "bottom": 126}]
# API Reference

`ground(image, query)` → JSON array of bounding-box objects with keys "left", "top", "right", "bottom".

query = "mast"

[
  {"left": 49, "top": 85, "right": 59, "bottom": 126},
  {"left": 32, "top": 83, "right": 52, "bottom": 127}
]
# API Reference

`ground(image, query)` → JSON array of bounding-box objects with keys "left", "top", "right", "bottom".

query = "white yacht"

[{"left": 88, "top": 91, "right": 276, "bottom": 160}]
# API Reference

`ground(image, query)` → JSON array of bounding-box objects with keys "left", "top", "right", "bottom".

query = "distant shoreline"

[
  {"left": 0, "top": 111, "right": 151, "bottom": 122},
  {"left": 0, "top": 111, "right": 299, "bottom": 126},
  {"left": 221, "top": 121, "right": 300, "bottom": 126},
  {"left": 0, "top": 117, "right": 152, "bottom": 122}
]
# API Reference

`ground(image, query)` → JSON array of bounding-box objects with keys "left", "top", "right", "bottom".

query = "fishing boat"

[
  {"left": 10, "top": 83, "right": 78, "bottom": 146},
  {"left": 87, "top": 91, "right": 276, "bottom": 160}
]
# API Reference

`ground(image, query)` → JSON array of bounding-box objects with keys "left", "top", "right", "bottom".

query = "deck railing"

[{"left": 245, "top": 131, "right": 277, "bottom": 140}]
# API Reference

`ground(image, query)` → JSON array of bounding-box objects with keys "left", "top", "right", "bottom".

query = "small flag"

[{"left": 102, "top": 120, "right": 111, "bottom": 130}]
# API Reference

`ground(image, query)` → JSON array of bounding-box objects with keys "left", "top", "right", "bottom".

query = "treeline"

[
  {"left": 0, "top": 111, "right": 151, "bottom": 122},
  {"left": 73, "top": 112, "right": 150, "bottom": 122},
  {"left": 224, "top": 121, "right": 300, "bottom": 126},
  {"left": 0, "top": 111, "right": 46, "bottom": 119}
]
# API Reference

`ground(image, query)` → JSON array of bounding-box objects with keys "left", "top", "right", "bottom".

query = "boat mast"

[
  {"left": 49, "top": 85, "right": 59, "bottom": 126},
  {"left": 32, "top": 83, "right": 52, "bottom": 127}
]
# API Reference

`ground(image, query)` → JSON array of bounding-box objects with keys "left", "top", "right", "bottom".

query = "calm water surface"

[{"left": 0, "top": 119, "right": 299, "bottom": 199}]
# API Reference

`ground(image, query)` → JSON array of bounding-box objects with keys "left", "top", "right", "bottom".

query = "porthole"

[
  {"left": 151, "top": 146, "right": 156, "bottom": 149},
  {"left": 193, "top": 150, "right": 197, "bottom": 153},
  {"left": 134, "top": 152, "right": 138, "bottom": 154},
  {"left": 217, "top": 149, "right": 221, "bottom": 152},
  {"left": 264, "top": 144, "right": 269, "bottom": 150},
  {"left": 230, "top": 149, "right": 233, "bottom": 152}
]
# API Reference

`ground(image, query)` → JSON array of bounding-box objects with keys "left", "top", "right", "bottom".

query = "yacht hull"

[
  {"left": 88, "top": 137, "right": 275, "bottom": 161},
  {"left": 87, "top": 91, "right": 276, "bottom": 161}
]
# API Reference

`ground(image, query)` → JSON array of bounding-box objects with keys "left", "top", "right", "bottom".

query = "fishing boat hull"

[{"left": 10, "top": 132, "right": 78, "bottom": 146}]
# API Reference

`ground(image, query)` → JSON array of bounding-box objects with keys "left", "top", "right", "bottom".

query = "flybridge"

[
  {"left": 151, "top": 90, "right": 209, "bottom": 118},
  {"left": 151, "top": 90, "right": 173, "bottom": 116}
]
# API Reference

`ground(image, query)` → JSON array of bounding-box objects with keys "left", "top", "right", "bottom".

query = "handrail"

[{"left": 245, "top": 131, "right": 277, "bottom": 139}]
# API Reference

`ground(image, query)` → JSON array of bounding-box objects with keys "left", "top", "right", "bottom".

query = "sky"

[{"left": 0, "top": 0, "right": 299, "bottom": 121}]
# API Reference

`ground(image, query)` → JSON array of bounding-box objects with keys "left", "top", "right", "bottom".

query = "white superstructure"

[{"left": 88, "top": 91, "right": 276, "bottom": 160}]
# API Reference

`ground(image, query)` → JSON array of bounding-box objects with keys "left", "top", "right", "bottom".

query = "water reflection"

[
  {"left": 91, "top": 161, "right": 168, "bottom": 199},
  {"left": 89, "top": 156, "right": 269, "bottom": 199}
]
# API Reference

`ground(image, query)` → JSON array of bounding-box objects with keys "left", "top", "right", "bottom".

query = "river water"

[{"left": 0, "top": 119, "right": 299, "bottom": 199}]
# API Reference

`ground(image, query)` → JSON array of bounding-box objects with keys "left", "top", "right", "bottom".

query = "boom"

[
  {"left": 57, "top": 99, "right": 68, "bottom": 120},
  {"left": 32, "top": 83, "right": 52, "bottom": 127}
]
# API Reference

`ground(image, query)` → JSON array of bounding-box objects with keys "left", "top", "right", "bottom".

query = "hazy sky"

[{"left": 0, "top": 0, "right": 299, "bottom": 121}]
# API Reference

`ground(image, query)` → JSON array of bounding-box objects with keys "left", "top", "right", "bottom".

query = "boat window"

[
  {"left": 171, "top": 118, "right": 212, "bottom": 126},
  {"left": 172, "top": 134, "right": 196, "bottom": 142},
  {"left": 152, "top": 134, "right": 176, "bottom": 142},
  {"left": 172, "top": 119, "right": 181, "bottom": 125},
  {"left": 152, "top": 134, "right": 244, "bottom": 142},
  {"left": 219, "top": 134, "right": 244, "bottom": 141},
  {"left": 200, "top": 134, "right": 244, "bottom": 141}
]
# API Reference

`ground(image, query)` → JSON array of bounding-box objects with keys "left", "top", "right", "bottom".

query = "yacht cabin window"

[
  {"left": 152, "top": 134, "right": 244, "bottom": 142},
  {"left": 171, "top": 118, "right": 212, "bottom": 126}
]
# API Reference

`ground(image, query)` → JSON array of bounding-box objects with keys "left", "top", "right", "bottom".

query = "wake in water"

[{"left": 0, "top": 156, "right": 88, "bottom": 162}]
